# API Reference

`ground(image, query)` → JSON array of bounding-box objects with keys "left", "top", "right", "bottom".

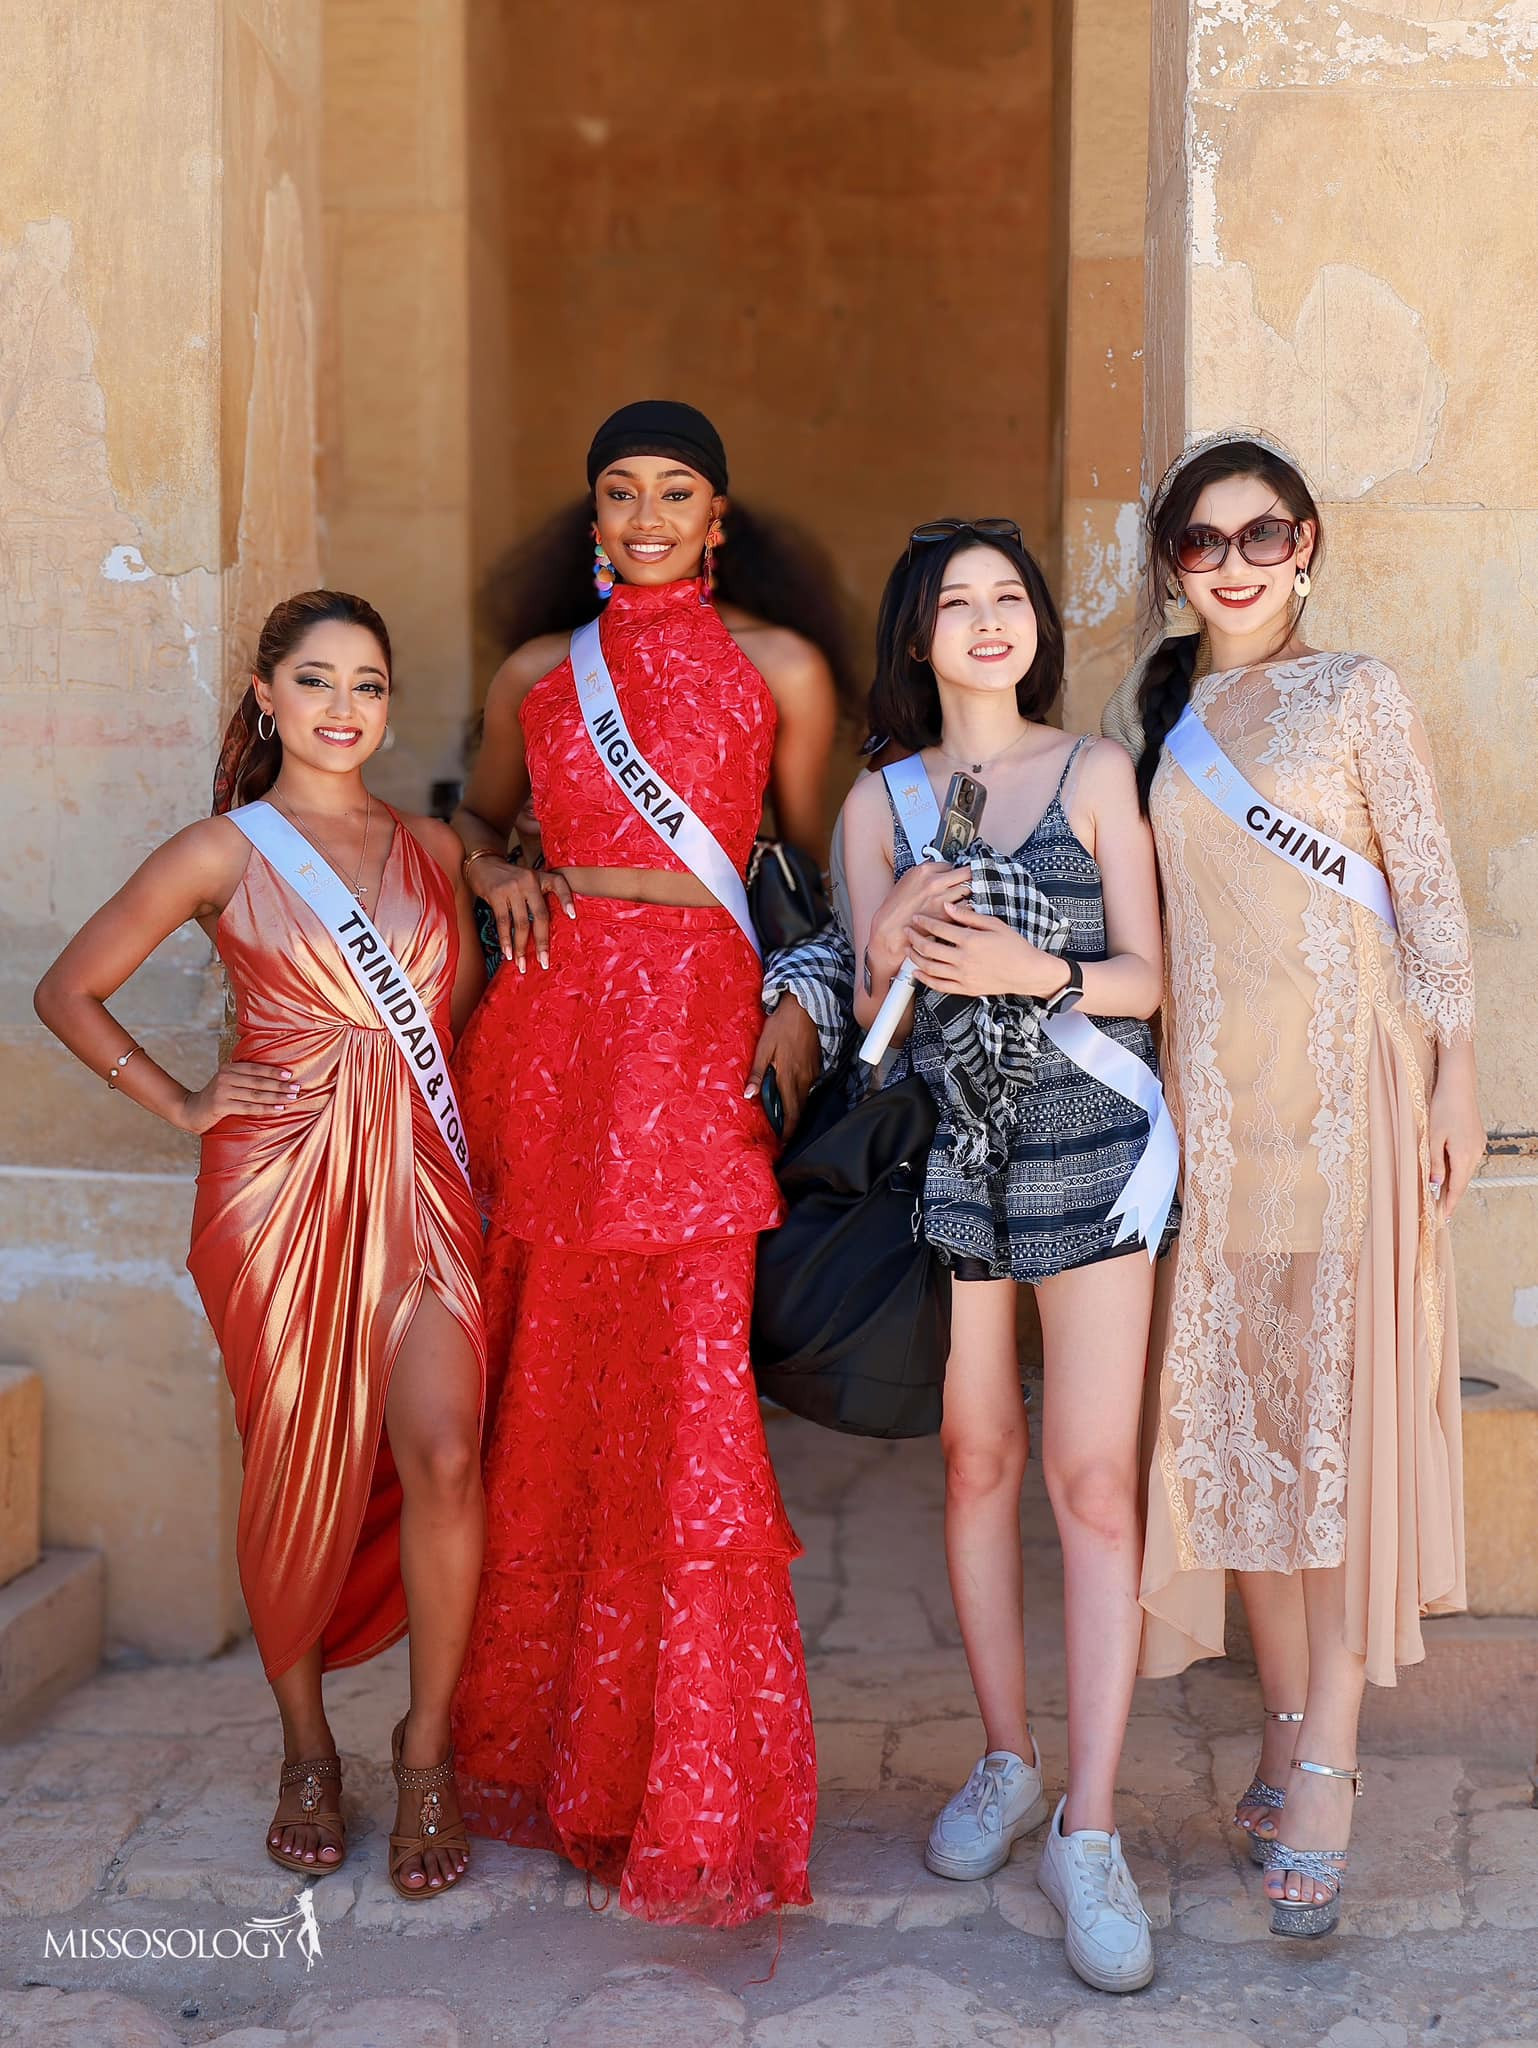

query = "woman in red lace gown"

[{"left": 450, "top": 402, "right": 836, "bottom": 1923}]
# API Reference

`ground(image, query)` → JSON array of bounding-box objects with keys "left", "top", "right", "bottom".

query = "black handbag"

[
  {"left": 753, "top": 1074, "right": 951, "bottom": 1439},
  {"left": 747, "top": 839, "right": 831, "bottom": 952}
]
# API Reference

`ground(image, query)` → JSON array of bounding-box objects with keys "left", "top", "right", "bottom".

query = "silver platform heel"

[
  {"left": 1264, "top": 1757, "right": 1362, "bottom": 1938},
  {"left": 1235, "top": 1708, "right": 1304, "bottom": 1868}
]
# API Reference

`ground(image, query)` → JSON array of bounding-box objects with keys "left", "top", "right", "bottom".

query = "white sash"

[
  {"left": 1165, "top": 705, "right": 1397, "bottom": 930},
  {"left": 882, "top": 758, "right": 950, "bottom": 863},
  {"left": 884, "top": 758, "right": 1179, "bottom": 1259},
  {"left": 570, "top": 617, "right": 761, "bottom": 958},
  {"left": 226, "top": 803, "right": 472, "bottom": 1189}
]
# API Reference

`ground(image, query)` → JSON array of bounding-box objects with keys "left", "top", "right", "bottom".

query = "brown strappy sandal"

[
  {"left": 267, "top": 1754, "right": 347, "bottom": 1875},
  {"left": 388, "top": 1716, "right": 471, "bottom": 1900}
]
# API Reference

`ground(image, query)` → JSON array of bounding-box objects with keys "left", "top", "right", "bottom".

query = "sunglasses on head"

[
  {"left": 1174, "top": 516, "right": 1306, "bottom": 574},
  {"left": 907, "top": 517, "right": 1022, "bottom": 564}
]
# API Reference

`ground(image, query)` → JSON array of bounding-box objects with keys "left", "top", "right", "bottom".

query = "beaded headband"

[{"left": 1150, "top": 427, "right": 1314, "bottom": 518}]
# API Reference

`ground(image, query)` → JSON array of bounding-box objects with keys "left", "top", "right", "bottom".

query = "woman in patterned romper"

[{"left": 841, "top": 521, "right": 1177, "bottom": 1995}]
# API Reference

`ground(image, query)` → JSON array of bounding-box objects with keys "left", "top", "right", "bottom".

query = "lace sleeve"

[{"left": 1347, "top": 658, "right": 1475, "bottom": 1045}]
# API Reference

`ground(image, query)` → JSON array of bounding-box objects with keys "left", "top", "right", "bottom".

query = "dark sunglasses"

[
  {"left": 907, "top": 517, "right": 1022, "bottom": 564},
  {"left": 1174, "top": 516, "right": 1305, "bottom": 574}
]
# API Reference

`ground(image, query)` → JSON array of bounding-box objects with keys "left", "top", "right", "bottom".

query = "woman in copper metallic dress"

[{"left": 35, "top": 591, "right": 488, "bottom": 1902}]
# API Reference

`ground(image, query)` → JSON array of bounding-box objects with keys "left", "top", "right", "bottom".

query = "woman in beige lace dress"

[{"left": 1103, "top": 433, "right": 1484, "bottom": 1940}]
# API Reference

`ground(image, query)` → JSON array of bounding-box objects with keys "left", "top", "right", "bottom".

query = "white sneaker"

[
  {"left": 1036, "top": 1794, "right": 1154, "bottom": 1993},
  {"left": 924, "top": 1737, "right": 1050, "bottom": 1880}
]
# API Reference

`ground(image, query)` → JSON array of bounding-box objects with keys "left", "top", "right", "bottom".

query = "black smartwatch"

[{"left": 1043, "top": 957, "right": 1084, "bottom": 1015}]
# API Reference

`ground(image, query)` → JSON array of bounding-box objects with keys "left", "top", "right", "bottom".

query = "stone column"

[
  {"left": 1145, "top": 2, "right": 1538, "bottom": 1385},
  {"left": 1, "top": 0, "right": 322, "bottom": 1657},
  {"left": 320, "top": 0, "right": 475, "bottom": 811},
  {"left": 1056, "top": 0, "right": 1154, "bottom": 732}
]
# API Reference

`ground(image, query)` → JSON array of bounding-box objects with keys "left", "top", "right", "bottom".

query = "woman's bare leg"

[
  {"left": 940, "top": 1276, "right": 1032, "bottom": 1757},
  {"left": 267, "top": 1645, "right": 340, "bottom": 1865},
  {"left": 385, "top": 1287, "right": 485, "bottom": 1891},
  {"left": 1233, "top": 1569, "right": 1309, "bottom": 1844},
  {"left": 1035, "top": 1252, "right": 1155, "bottom": 1835},
  {"left": 1263, "top": 1564, "right": 1367, "bottom": 1906}
]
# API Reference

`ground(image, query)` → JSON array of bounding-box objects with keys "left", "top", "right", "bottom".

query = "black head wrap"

[{"left": 585, "top": 400, "right": 729, "bottom": 494}]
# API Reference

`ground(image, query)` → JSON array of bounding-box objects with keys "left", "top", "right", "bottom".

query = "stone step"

[
  {"left": 0, "top": 1548, "right": 104, "bottom": 1738},
  {"left": 0, "top": 1364, "right": 43, "bottom": 1590},
  {"left": 1460, "top": 1367, "right": 1538, "bottom": 1616}
]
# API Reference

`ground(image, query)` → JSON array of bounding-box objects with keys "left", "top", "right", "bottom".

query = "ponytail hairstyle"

[
  {"left": 1135, "top": 434, "right": 1324, "bottom": 813},
  {"left": 211, "top": 590, "right": 393, "bottom": 814},
  {"left": 478, "top": 496, "right": 860, "bottom": 720}
]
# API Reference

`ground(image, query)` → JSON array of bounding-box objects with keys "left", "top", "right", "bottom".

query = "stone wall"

[
  {"left": 1145, "top": 0, "right": 1538, "bottom": 1386},
  {"left": 465, "top": 0, "right": 1061, "bottom": 694},
  {"left": 0, "top": 0, "right": 324, "bottom": 1656}
]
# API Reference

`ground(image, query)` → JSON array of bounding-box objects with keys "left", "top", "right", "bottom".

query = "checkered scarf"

[
  {"left": 764, "top": 922, "right": 856, "bottom": 1071},
  {"left": 919, "top": 844, "right": 1071, "bottom": 1174}
]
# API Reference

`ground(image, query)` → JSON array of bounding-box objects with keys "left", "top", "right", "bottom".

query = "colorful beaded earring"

[
  {"left": 592, "top": 534, "right": 616, "bottom": 601},
  {"left": 702, "top": 519, "right": 723, "bottom": 601}
]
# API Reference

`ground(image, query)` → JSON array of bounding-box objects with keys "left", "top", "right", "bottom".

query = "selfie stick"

[
  {"left": 860, "top": 768, "right": 984, "bottom": 1068},
  {"left": 859, "top": 956, "right": 920, "bottom": 1067}
]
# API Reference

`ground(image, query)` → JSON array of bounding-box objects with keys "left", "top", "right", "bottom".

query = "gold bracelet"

[
  {"left": 106, "top": 1044, "right": 143, "bottom": 1091},
  {"left": 461, "top": 847, "right": 498, "bottom": 882}
]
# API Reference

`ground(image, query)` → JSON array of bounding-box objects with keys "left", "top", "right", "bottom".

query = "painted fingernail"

[
  {"left": 564, "top": 903, "right": 577, "bottom": 919},
  {"left": 516, "top": 957, "right": 526, "bottom": 975},
  {"left": 538, "top": 952, "right": 549, "bottom": 970},
  {"left": 281, "top": 1070, "right": 292, "bottom": 1079}
]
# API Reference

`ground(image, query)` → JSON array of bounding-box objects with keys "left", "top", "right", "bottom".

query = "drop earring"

[
  {"left": 1166, "top": 576, "right": 1188, "bottom": 612},
  {"left": 702, "top": 519, "right": 723, "bottom": 601},
  {"left": 381, "top": 723, "right": 396, "bottom": 752},
  {"left": 1293, "top": 565, "right": 1312, "bottom": 598},
  {"left": 592, "top": 533, "right": 616, "bottom": 601}
]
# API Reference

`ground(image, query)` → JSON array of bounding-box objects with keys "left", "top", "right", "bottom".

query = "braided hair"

[{"left": 1134, "top": 438, "right": 1323, "bottom": 814}]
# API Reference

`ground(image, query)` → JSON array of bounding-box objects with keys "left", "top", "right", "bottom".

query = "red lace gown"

[{"left": 450, "top": 577, "right": 816, "bottom": 1924}]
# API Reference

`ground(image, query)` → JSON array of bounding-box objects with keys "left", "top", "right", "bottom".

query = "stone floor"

[{"left": 2, "top": 1418, "right": 1536, "bottom": 2048}]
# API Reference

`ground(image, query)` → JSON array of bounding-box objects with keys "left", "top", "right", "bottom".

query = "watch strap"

[{"left": 1045, "top": 956, "right": 1083, "bottom": 1014}]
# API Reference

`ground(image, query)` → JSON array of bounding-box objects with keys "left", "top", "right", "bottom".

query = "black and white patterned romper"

[{"left": 891, "top": 736, "right": 1180, "bottom": 1283}]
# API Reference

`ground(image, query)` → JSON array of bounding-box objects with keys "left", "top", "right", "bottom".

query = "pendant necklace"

[
  {"left": 274, "top": 790, "right": 373, "bottom": 898},
  {"left": 939, "top": 726, "right": 1033, "bottom": 777}
]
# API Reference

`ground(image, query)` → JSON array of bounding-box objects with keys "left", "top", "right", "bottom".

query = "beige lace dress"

[{"left": 1132, "top": 650, "right": 1474, "bottom": 1687}]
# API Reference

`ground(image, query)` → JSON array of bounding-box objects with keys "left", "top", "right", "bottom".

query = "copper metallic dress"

[
  {"left": 450, "top": 578, "right": 816, "bottom": 1926},
  {"left": 188, "top": 818, "right": 486, "bottom": 1681}
]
